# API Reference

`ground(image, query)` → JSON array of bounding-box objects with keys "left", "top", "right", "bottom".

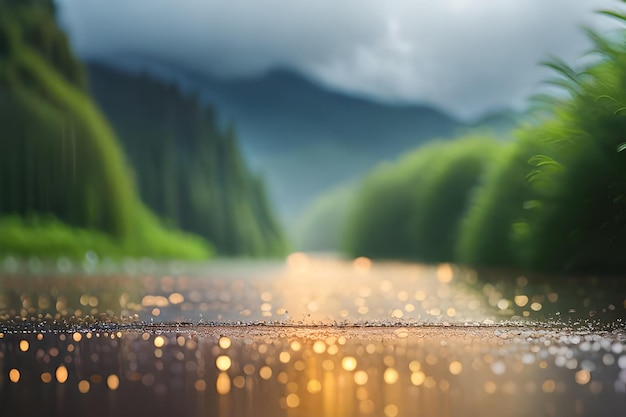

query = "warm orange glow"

[
  {"left": 72, "top": 332, "right": 82, "bottom": 343},
  {"left": 107, "top": 374, "right": 120, "bottom": 390},
  {"left": 142, "top": 295, "right": 169, "bottom": 307},
  {"left": 411, "top": 371, "right": 425, "bottom": 386},
  {"left": 290, "top": 341, "right": 302, "bottom": 351},
  {"left": 307, "top": 379, "right": 322, "bottom": 393},
  {"left": 56, "top": 366, "right": 68, "bottom": 383},
  {"left": 218, "top": 336, "right": 231, "bottom": 349},
  {"left": 575, "top": 370, "right": 591, "bottom": 385},
  {"left": 354, "top": 370, "right": 368, "bottom": 385},
  {"left": 216, "top": 372, "right": 231, "bottom": 395},
  {"left": 78, "top": 380, "right": 90, "bottom": 394},
  {"left": 313, "top": 340, "right": 326, "bottom": 354},
  {"left": 384, "top": 368, "right": 399, "bottom": 384},
  {"left": 384, "top": 404, "right": 399, "bottom": 417},
  {"left": 19, "top": 340, "right": 29, "bottom": 352},
  {"left": 41, "top": 373, "right": 52, "bottom": 383},
  {"left": 286, "top": 393, "right": 300, "bottom": 408},
  {"left": 341, "top": 356, "right": 357, "bottom": 371},
  {"left": 215, "top": 356, "right": 232, "bottom": 371},
  {"left": 279, "top": 351, "right": 291, "bottom": 363},
  {"left": 9, "top": 369, "right": 20, "bottom": 383},
  {"left": 514, "top": 295, "right": 529, "bottom": 307},
  {"left": 436, "top": 263, "right": 453, "bottom": 283},
  {"left": 449, "top": 361, "right": 463, "bottom": 375},
  {"left": 259, "top": 366, "right": 272, "bottom": 380},
  {"left": 153, "top": 336, "right": 166, "bottom": 348},
  {"left": 168, "top": 292, "right": 184, "bottom": 304}
]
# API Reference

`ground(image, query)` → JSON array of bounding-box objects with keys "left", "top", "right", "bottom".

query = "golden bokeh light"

[
  {"left": 259, "top": 366, "right": 272, "bottom": 380},
  {"left": 449, "top": 361, "right": 463, "bottom": 375},
  {"left": 575, "top": 370, "right": 591, "bottom": 385},
  {"left": 286, "top": 393, "right": 300, "bottom": 408},
  {"left": 56, "top": 366, "right": 68, "bottom": 383},
  {"left": 216, "top": 372, "right": 231, "bottom": 395},
  {"left": 514, "top": 295, "right": 529, "bottom": 307},
  {"left": 168, "top": 292, "right": 184, "bottom": 304},
  {"left": 215, "top": 356, "right": 232, "bottom": 371},
  {"left": 354, "top": 370, "right": 368, "bottom": 385},
  {"left": 384, "top": 368, "right": 399, "bottom": 384},
  {"left": 307, "top": 379, "right": 322, "bottom": 394},
  {"left": 9, "top": 369, "right": 20, "bottom": 383},
  {"left": 78, "top": 380, "right": 90, "bottom": 394},
  {"left": 279, "top": 351, "right": 291, "bottom": 363},
  {"left": 313, "top": 340, "right": 326, "bottom": 354},
  {"left": 153, "top": 336, "right": 166, "bottom": 348},
  {"left": 41, "top": 372, "right": 52, "bottom": 383},
  {"left": 342, "top": 356, "right": 357, "bottom": 371},
  {"left": 107, "top": 374, "right": 120, "bottom": 390},
  {"left": 218, "top": 336, "right": 231, "bottom": 349},
  {"left": 194, "top": 379, "right": 206, "bottom": 391},
  {"left": 19, "top": 340, "right": 29, "bottom": 352},
  {"left": 411, "top": 371, "right": 426, "bottom": 386},
  {"left": 384, "top": 404, "right": 399, "bottom": 417}
]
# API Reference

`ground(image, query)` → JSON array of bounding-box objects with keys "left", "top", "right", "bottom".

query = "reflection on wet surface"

[
  {"left": 1, "top": 255, "right": 625, "bottom": 416},
  {"left": 1, "top": 326, "right": 626, "bottom": 416}
]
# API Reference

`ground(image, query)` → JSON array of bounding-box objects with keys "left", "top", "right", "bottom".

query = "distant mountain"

[
  {"left": 87, "top": 58, "right": 519, "bottom": 230},
  {"left": 86, "top": 63, "right": 286, "bottom": 256}
]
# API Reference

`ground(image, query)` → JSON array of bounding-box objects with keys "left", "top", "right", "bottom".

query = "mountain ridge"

[{"left": 86, "top": 58, "right": 519, "bottom": 228}]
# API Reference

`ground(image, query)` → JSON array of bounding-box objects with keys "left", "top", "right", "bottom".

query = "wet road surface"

[{"left": 1, "top": 254, "right": 625, "bottom": 416}]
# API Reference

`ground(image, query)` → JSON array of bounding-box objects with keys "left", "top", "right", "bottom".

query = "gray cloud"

[{"left": 57, "top": 0, "right": 621, "bottom": 119}]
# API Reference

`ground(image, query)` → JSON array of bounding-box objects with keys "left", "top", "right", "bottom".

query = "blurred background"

[{"left": 2, "top": 0, "right": 626, "bottom": 275}]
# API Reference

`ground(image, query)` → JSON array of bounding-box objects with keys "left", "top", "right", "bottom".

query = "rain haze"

[{"left": 57, "top": 0, "right": 619, "bottom": 119}]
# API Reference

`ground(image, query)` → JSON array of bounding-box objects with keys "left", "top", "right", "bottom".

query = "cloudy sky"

[{"left": 57, "top": 0, "right": 622, "bottom": 119}]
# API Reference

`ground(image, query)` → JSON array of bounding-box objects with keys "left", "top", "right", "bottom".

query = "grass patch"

[{"left": 0, "top": 214, "right": 213, "bottom": 261}]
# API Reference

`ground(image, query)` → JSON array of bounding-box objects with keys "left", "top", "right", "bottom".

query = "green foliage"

[
  {"left": 0, "top": 214, "right": 212, "bottom": 260},
  {"left": 512, "top": 25, "right": 626, "bottom": 273},
  {"left": 344, "top": 137, "right": 501, "bottom": 262},
  {"left": 88, "top": 65, "right": 287, "bottom": 257},
  {"left": 459, "top": 3, "right": 626, "bottom": 273},
  {"left": 0, "top": 1, "right": 212, "bottom": 260},
  {"left": 455, "top": 136, "right": 549, "bottom": 268},
  {"left": 345, "top": 2, "right": 626, "bottom": 274}
]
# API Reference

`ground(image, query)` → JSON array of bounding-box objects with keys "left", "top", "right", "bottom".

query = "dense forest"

[
  {"left": 87, "top": 64, "right": 286, "bottom": 256},
  {"left": 324, "top": 6, "right": 626, "bottom": 274},
  {"left": 0, "top": 0, "right": 285, "bottom": 259}
]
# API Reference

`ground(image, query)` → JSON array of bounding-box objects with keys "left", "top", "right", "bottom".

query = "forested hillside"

[
  {"left": 87, "top": 64, "right": 286, "bottom": 256},
  {"left": 0, "top": 0, "right": 284, "bottom": 259}
]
